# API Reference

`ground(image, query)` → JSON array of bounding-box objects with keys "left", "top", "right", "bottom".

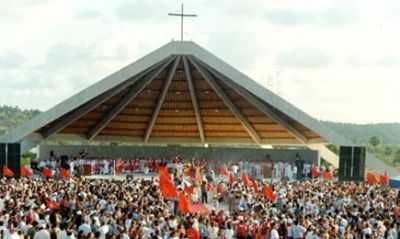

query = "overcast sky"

[{"left": 1, "top": 0, "right": 399, "bottom": 123}]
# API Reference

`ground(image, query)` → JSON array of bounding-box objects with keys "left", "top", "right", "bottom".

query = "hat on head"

[{"left": 38, "top": 221, "right": 47, "bottom": 229}]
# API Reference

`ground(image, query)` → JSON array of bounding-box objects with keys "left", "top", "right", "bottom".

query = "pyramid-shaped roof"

[{"left": 0, "top": 41, "right": 352, "bottom": 146}]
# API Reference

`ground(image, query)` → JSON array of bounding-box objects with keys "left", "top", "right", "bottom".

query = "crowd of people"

[
  {"left": 36, "top": 150, "right": 319, "bottom": 182},
  {"left": 1, "top": 156, "right": 400, "bottom": 239}
]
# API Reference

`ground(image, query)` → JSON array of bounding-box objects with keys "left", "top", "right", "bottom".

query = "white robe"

[{"left": 285, "top": 164, "right": 293, "bottom": 180}]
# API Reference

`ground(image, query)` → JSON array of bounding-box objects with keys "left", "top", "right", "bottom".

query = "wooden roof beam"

[
  {"left": 41, "top": 56, "right": 173, "bottom": 139},
  {"left": 182, "top": 56, "right": 205, "bottom": 143},
  {"left": 144, "top": 56, "right": 181, "bottom": 142},
  {"left": 188, "top": 56, "right": 262, "bottom": 145},
  {"left": 199, "top": 60, "right": 309, "bottom": 144},
  {"left": 87, "top": 57, "right": 176, "bottom": 140}
]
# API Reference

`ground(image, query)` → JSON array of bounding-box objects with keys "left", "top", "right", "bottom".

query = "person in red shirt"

[
  {"left": 186, "top": 227, "right": 200, "bottom": 239},
  {"left": 249, "top": 221, "right": 259, "bottom": 239},
  {"left": 209, "top": 210, "right": 218, "bottom": 224},
  {"left": 236, "top": 220, "right": 248, "bottom": 239},
  {"left": 216, "top": 210, "right": 225, "bottom": 227},
  {"left": 260, "top": 217, "right": 270, "bottom": 239}
]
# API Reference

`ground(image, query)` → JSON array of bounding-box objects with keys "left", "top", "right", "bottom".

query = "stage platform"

[{"left": 84, "top": 172, "right": 157, "bottom": 181}]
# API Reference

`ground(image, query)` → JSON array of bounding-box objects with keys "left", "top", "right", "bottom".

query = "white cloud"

[
  {"left": 275, "top": 48, "right": 331, "bottom": 68},
  {"left": 0, "top": 0, "right": 399, "bottom": 123}
]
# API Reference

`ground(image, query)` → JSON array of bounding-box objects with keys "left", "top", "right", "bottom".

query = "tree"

[
  {"left": 384, "top": 147, "right": 393, "bottom": 156},
  {"left": 369, "top": 136, "right": 380, "bottom": 147},
  {"left": 394, "top": 150, "right": 400, "bottom": 166}
]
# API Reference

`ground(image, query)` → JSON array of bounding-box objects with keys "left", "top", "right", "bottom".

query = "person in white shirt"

[
  {"left": 78, "top": 219, "right": 91, "bottom": 236},
  {"left": 305, "top": 227, "right": 319, "bottom": 239},
  {"left": 292, "top": 221, "right": 306, "bottom": 239},
  {"left": 3, "top": 221, "right": 20, "bottom": 239},
  {"left": 33, "top": 222, "right": 50, "bottom": 239},
  {"left": 270, "top": 222, "right": 280, "bottom": 239},
  {"left": 285, "top": 163, "right": 293, "bottom": 180},
  {"left": 293, "top": 165, "right": 298, "bottom": 180},
  {"left": 287, "top": 219, "right": 294, "bottom": 239},
  {"left": 98, "top": 221, "right": 109, "bottom": 239},
  {"left": 387, "top": 222, "right": 398, "bottom": 239},
  {"left": 224, "top": 222, "right": 234, "bottom": 239},
  {"left": 362, "top": 222, "right": 372, "bottom": 239},
  {"left": 231, "top": 164, "right": 239, "bottom": 177},
  {"left": 273, "top": 162, "right": 280, "bottom": 179}
]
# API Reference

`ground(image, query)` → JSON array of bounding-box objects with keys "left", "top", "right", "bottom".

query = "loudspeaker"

[
  {"left": 7, "top": 143, "right": 21, "bottom": 178},
  {"left": 339, "top": 146, "right": 366, "bottom": 181},
  {"left": 353, "top": 147, "right": 366, "bottom": 181},
  {"left": 0, "top": 143, "right": 6, "bottom": 177},
  {"left": 339, "top": 146, "right": 352, "bottom": 180}
]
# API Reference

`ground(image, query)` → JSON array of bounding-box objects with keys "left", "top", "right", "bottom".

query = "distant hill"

[
  {"left": 0, "top": 105, "right": 40, "bottom": 136},
  {"left": 0, "top": 105, "right": 399, "bottom": 146},
  {"left": 323, "top": 121, "right": 400, "bottom": 145}
]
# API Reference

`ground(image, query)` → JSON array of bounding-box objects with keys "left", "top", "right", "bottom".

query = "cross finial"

[{"left": 168, "top": 3, "right": 197, "bottom": 41}]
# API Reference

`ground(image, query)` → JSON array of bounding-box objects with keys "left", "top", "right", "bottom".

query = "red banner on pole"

[
  {"left": 159, "top": 167, "right": 178, "bottom": 198},
  {"left": 42, "top": 167, "right": 53, "bottom": 178},
  {"left": 262, "top": 185, "right": 277, "bottom": 202},
  {"left": 21, "top": 166, "right": 33, "bottom": 177},
  {"left": 3, "top": 166, "right": 14, "bottom": 177}
]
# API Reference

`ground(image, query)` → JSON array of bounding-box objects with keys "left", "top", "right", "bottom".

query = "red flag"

[
  {"left": 380, "top": 170, "right": 389, "bottom": 185},
  {"left": 250, "top": 178, "right": 259, "bottom": 193},
  {"left": 367, "top": 172, "right": 379, "bottom": 184},
  {"left": 179, "top": 191, "right": 209, "bottom": 215},
  {"left": 241, "top": 172, "right": 250, "bottom": 187},
  {"left": 178, "top": 192, "right": 190, "bottom": 214},
  {"left": 311, "top": 165, "right": 320, "bottom": 178},
  {"left": 42, "top": 167, "right": 53, "bottom": 178},
  {"left": 219, "top": 166, "right": 230, "bottom": 177},
  {"left": 159, "top": 167, "right": 177, "bottom": 198},
  {"left": 47, "top": 199, "right": 60, "bottom": 210},
  {"left": 60, "top": 167, "right": 70, "bottom": 179},
  {"left": 20, "top": 166, "right": 33, "bottom": 177},
  {"left": 186, "top": 227, "right": 200, "bottom": 239},
  {"left": 184, "top": 185, "right": 194, "bottom": 195},
  {"left": 322, "top": 170, "right": 333, "bottom": 180},
  {"left": 3, "top": 166, "right": 14, "bottom": 177},
  {"left": 262, "top": 185, "right": 277, "bottom": 202}
]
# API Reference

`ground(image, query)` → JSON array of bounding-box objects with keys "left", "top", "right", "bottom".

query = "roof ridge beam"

[
  {"left": 87, "top": 57, "right": 176, "bottom": 140},
  {"left": 41, "top": 56, "right": 174, "bottom": 139},
  {"left": 144, "top": 56, "right": 181, "bottom": 142},
  {"left": 182, "top": 56, "right": 205, "bottom": 143},
  {"left": 198, "top": 60, "right": 309, "bottom": 144},
  {"left": 188, "top": 56, "right": 262, "bottom": 145}
]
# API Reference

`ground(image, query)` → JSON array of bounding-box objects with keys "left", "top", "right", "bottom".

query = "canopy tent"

[{"left": 0, "top": 41, "right": 396, "bottom": 175}]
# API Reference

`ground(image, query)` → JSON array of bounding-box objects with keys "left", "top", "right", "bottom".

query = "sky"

[{"left": 0, "top": 0, "right": 399, "bottom": 123}]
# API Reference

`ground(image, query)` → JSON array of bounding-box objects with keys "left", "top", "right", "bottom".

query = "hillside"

[
  {"left": 0, "top": 105, "right": 40, "bottom": 136},
  {"left": 323, "top": 121, "right": 400, "bottom": 145}
]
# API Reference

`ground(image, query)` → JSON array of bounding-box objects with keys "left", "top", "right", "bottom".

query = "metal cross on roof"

[{"left": 168, "top": 3, "right": 197, "bottom": 41}]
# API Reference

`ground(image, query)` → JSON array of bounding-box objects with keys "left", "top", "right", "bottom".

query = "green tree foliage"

[
  {"left": 323, "top": 121, "right": 400, "bottom": 145},
  {"left": 394, "top": 150, "right": 400, "bottom": 166},
  {"left": 0, "top": 105, "right": 40, "bottom": 136},
  {"left": 384, "top": 147, "right": 393, "bottom": 156},
  {"left": 369, "top": 136, "right": 381, "bottom": 147}
]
